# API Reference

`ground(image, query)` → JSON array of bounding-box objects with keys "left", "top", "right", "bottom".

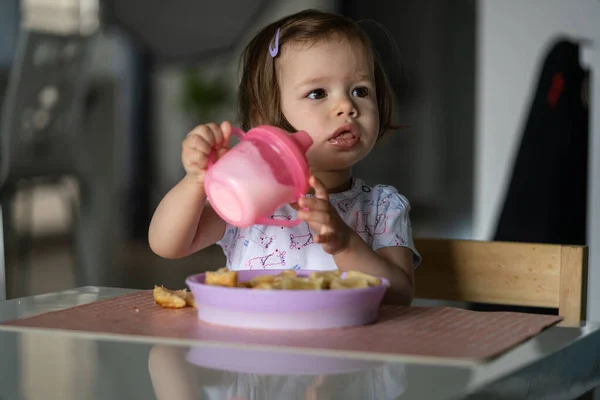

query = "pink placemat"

[{"left": 1, "top": 291, "right": 561, "bottom": 361}]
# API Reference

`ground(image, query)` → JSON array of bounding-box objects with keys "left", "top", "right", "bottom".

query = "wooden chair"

[{"left": 413, "top": 238, "right": 588, "bottom": 326}]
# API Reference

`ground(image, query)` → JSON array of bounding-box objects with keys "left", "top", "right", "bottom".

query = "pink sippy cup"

[{"left": 204, "top": 125, "right": 313, "bottom": 228}]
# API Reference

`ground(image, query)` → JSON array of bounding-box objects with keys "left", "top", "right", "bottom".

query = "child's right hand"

[{"left": 181, "top": 121, "right": 232, "bottom": 185}]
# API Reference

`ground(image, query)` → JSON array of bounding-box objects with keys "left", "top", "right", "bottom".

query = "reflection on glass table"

[
  {"left": 150, "top": 344, "right": 410, "bottom": 400},
  {"left": 0, "top": 329, "right": 476, "bottom": 400}
]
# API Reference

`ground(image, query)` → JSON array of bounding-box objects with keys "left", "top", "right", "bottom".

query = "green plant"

[{"left": 181, "top": 70, "right": 231, "bottom": 121}]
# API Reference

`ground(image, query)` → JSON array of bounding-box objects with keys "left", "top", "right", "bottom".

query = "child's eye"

[
  {"left": 352, "top": 87, "right": 370, "bottom": 98},
  {"left": 307, "top": 89, "right": 326, "bottom": 100}
]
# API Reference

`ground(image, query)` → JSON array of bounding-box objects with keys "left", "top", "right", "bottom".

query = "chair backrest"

[{"left": 414, "top": 238, "right": 588, "bottom": 326}]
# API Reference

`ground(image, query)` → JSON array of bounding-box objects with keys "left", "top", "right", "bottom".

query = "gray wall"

[{"left": 343, "top": 0, "right": 476, "bottom": 239}]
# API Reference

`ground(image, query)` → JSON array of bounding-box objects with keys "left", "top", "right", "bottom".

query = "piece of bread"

[
  {"left": 277, "top": 276, "right": 322, "bottom": 290},
  {"left": 153, "top": 286, "right": 187, "bottom": 308},
  {"left": 175, "top": 289, "right": 197, "bottom": 308},
  {"left": 345, "top": 270, "right": 381, "bottom": 287},
  {"left": 252, "top": 282, "right": 276, "bottom": 290},
  {"left": 205, "top": 268, "right": 238, "bottom": 287},
  {"left": 278, "top": 270, "right": 297, "bottom": 278},
  {"left": 153, "top": 286, "right": 197, "bottom": 308},
  {"left": 308, "top": 271, "right": 342, "bottom": 289},
  {"left": 249, "top": 274, "right": 276, "bottom": 287},
  {"left": 330, "top": 277, "right": 370, "bottom": 290}
]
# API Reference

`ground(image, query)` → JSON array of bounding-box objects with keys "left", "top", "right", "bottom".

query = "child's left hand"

[{"left": 296, "top": 176, "right": 352, "bottom": 255}]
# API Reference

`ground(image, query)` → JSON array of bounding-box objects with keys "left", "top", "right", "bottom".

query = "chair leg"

[{"left": 1, "top": 190, "right": 22, "bottom": 300}]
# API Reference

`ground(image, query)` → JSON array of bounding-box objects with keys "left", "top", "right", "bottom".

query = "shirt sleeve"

[{"left": 371, "top": 186, "right": 422, "bottom": 268}]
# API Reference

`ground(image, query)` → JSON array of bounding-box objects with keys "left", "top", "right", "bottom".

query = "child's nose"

[{"left": 335, "top": 97, "right": 358, "bottom": 118}]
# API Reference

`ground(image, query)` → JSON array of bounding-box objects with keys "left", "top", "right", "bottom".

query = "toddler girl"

[{"left": 148, "top": 9, "right": 421, "bottom": 305}]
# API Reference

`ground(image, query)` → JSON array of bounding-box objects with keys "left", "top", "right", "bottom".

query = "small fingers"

[
  {"left": 297, "top": 209, "right": 333, "bottom": 226},
  {"left": 185, "top": 123, "right": 226, "bottom": 151},
  {"left": 309, "top": 176, "right": 329, "bottom": 200},
  {"left": 314, "top": 231, "right": 335, "bottom": 244},
  {"left": 183, "top": 134, "right": 212, "bottom": 155},
  {"left": 182, "top": 122, "right": 234, "bottom": 175},
  {"left": 182, "top": 148, "right": 205, "bottom": 165},
  {"left": 205, "top": 123, "right": 225, "bottom": 150},
  {"left": 297, "top": 196, "right": 329, "bottom": 212},
  {"left": 220, "top": 121, "right": 233, "bottom": 149}
]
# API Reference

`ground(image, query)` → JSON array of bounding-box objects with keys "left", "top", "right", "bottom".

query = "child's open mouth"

[{"left": 328, "top": 124, "right": 360, "bottom": 149}]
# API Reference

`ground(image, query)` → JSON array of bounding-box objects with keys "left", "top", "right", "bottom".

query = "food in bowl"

[
  {"left": 205, "top": 267, "right": 381, "bottom": 290},
  {"left": 154, "top": 268, "right": 382, "bottom": 309}
]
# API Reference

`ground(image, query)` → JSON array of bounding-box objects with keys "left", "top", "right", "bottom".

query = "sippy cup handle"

[
  {"left": 207, "top": 127, "right": 245, "bottom": 167},
  {"left": 255, "top": 215, "right": 303, "bottom": 227}
]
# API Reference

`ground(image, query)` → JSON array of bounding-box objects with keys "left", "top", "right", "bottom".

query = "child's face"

[{"left": 278, "top": 39, "right": 379, "bottom": 173}]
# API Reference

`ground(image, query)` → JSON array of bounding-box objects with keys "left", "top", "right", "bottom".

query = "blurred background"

[{"left": 0, "top": 0, "right": 598, "bottom": 322}]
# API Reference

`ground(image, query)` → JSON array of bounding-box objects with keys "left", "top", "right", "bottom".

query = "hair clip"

[{"left": 269, "top": 28, "right": 280, "bottom": 57}]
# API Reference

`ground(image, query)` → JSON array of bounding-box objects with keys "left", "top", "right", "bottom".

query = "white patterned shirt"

[{"left": 217, "top": 177, "right": 421, "bottom": 271}]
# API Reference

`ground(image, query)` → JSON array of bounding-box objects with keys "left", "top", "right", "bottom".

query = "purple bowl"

[{"left": 185, "top": 270, "right": 389, "bottom": 330}]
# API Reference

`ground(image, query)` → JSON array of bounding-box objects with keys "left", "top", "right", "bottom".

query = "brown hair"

[{"left": 238, "top": 9, "right": 397, "bottom": 139}]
